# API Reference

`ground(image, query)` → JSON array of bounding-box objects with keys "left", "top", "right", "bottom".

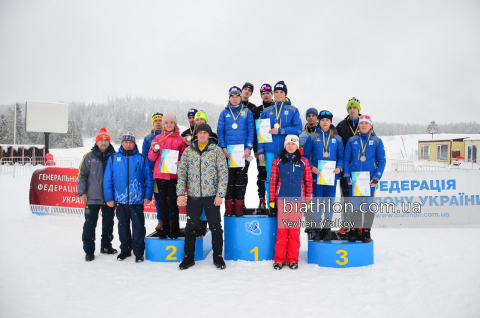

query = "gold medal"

[
  {"left": 360, "top": 156, "right": 366, "bottom": 162},
  {"left": 274, "top": 123, "right": 280, "bottom": 129},
  {"left": 232, "top": 123, "right": 238, "bottom": 129},
  {"left": 324, "top": 152, "right": 330, "bottom": 158}
]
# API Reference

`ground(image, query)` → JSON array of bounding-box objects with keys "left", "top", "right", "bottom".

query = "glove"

[{"left": 268, "top": 202, "right": 277, "bottom": 217}]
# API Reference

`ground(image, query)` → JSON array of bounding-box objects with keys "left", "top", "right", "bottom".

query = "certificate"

[
  {"left": 317, "top": 160, "right": 335, "bottom": 186},
  {"left": 352, "top": 171, "right": 371, "bottom": 196},
  {"left": 160, "top": 149, "right": 179, "bottom": 174},
  {"left": 227, "top": 144, "right": 245, "bottom": 168},
  {"left": 255, "top": 119, "right": 273, "bottom": 143}
]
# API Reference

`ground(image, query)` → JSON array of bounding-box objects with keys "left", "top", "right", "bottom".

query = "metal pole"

[{"left": 13, "top": 103, "right": 17, "bottom": 145}]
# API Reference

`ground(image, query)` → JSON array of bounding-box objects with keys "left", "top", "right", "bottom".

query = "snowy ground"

[{"left": 1, "top": 135, "right": 479, "bottom": 317}]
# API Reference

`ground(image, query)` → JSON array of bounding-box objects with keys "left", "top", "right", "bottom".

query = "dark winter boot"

[
  {"left": 322, "top": 228, "right": 332, "bottom": 241},
  {"left": 224, "top": 200, "right": 233, "bottom": 217},
  {"left": 213, "top": 254, "right": 226, "bottom": 269},
  {"left": 273, "top": 262, "right": 283, "bottom": 270},
  {"left": 257, "top": 198, "right": 266, "bottom": 211},
  {"left": 234, "top": 200, "right": 244, "bottom": 217},
  {"left": 362, "top": 228, "right": 372, "bottom": 243},
  {"left": 117, "top": 252, "right": 132, "bottom": 261},
  {"left": 288, "top": 262, "right": 299, "bottom": 269},
  {"left": 357, "top": 226, "right": 364, "bottom": 242},
  {"left": 155, "top": 219, "right": 163, "bottom": 231},
  {"left": 135, "top": 255, "right": 144, "bottom": 263},
  {"left": 100, "top": 247, "right": 118, "bottom": 254},
  {"left": 348, "top": 228, "right": 358, "bottom": 242},
  {"left": 312, "top": 229, "right": 323, "bottom": 241},
  {"left": 85, "top": 253, "right": 95, "bottom": 262},
  {"left": 159, "top": 228, "right": 169, "bottom": 239},
  {"left": 179, "top": 256, "right": 195, "bottom": 270}
]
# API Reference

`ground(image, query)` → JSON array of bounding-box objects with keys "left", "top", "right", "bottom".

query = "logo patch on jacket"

[
  {"left": 226, "top": 114, "right": 231, "bottom": 117},
  {"left": 117, "top": 157, "right": 121, "bottom": 162},
  {"left": 284, "top": 110, "right": 289, "bottom": 115},
  {"left": 354, "top": 141, "right": 358, "bottom": 144},
  {"left": 332, "top": 139, "right": 336, "bottom": 143},
  {"left": 369, "top": 140, "right": 374, "bottom": 145}
]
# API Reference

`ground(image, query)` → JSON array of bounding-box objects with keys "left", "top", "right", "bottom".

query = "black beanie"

[{"left": 196, "top": 123, "right": 212, "bottom": 135}]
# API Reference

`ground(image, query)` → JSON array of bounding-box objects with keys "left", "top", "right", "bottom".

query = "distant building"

[
  {"left": 418, "top": 138, "right": 468, "bottom": 165},
  {"left": 464, "top": 136, "right": 479, "bottom": 163},
  {"left": 0, "top": 144, "right": 45, "bottom": 165}
]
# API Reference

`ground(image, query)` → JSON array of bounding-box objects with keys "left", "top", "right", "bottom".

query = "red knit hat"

[{"left": 96, "top": 127, "right": 111, "bottom": 143}]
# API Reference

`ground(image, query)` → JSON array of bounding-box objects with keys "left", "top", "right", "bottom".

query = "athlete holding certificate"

[
  {"left": 343, "top": 115, "right": 386, "bottom": 243},
  {"left": 302, "top": 110, "right": 344, "bottom": 241},
  {"left": 148, "top": 113, "right": 187, "bottom": 239},
  {"left": 217, "top": 86, "right": 255, "bottom": 217}
]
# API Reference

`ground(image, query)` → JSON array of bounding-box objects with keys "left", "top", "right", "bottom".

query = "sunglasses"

[
  {"left": 229, "top": 89, "right": 241, "bottom": 96},
  {"left": 320, "top": 111, "right": 332, "bottom": 115},
  {"left": 359, "top": 115, "right": 371, "bottom": 120}
]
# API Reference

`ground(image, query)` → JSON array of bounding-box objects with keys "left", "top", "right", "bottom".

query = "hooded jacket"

[{"left": 176, "top": 140, "right": 228, "bottom": 198}]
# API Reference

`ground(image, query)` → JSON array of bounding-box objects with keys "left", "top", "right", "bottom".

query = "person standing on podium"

[
  {"left": 343, "top": 115, "right": 386, "bottom": 243},
  {"left": 257, "top": 81, "right": 303, "bottom": 210},
  {"left": 217, "top": 86, "right": 255, "bottom": 217},
  {"left": 176, "top": 123, "right": 228, "bottom": 270}
]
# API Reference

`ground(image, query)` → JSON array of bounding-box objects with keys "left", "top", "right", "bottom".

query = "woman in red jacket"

[
  {"left": 148, "top": 113, "right": 187, "bottom": 239},
  {"left": 269, "top": 135, "right": 313, "bottom": 270}
]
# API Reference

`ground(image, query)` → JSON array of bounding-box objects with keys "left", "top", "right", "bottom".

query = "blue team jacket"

[
  {"left": 142, "top": 128, "right": 163, "bottom": 171},
  {"left": 103, "top": 144, "right": 155, "bottom": 205},
  {"left": 303, "top": 128, "right": 344, "bottom": 179},
  {"left": 217, "top": 103, "right": 254, "bottom": 150},
  {"left": 343, "top": 132, "right": 386, "bottom": 184},
  {"left": 257, "top": 98, "right": 303, "bottom": 155}
]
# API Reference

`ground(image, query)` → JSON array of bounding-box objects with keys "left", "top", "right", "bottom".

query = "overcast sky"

[{"left": 0, "top": 0, "right": 479, "bottom": 124}]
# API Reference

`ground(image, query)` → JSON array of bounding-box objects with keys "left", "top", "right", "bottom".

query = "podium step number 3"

[{"left": 308, "top": 241, "right": 374, "bottom": 268}]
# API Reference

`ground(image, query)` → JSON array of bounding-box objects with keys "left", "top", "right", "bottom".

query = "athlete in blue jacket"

[
  {"left": 141, "top": 113, "right": 166, "bottom": 229},
  {"left": 104, "top": 131, "right": 155, "bottom": 263},
  {"left": 343, "top": 115, "right": 386, "bottom": 243},
  {"left": 217, "top": 86, "right": 255, "bottom": 216},
  {"left": 303, "top": 110, "right": 344, "bottom": 241},
  {"left": 258, "top": 81, "right": 303, "bottom": 207}
]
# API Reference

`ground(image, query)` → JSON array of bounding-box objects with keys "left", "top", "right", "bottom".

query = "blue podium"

[
  {"left": 145, "top": 231, "right": 212, "bottom": 262},
  {"left": 308, "top": 240, "right": 374, "bottom": 268},
  {"left": 224, "top": 215, "right": 277, "bottom": 261}
]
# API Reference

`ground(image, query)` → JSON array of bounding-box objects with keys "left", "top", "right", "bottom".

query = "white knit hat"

[
  {"left": 359, "top": 114, "right": 373, "bottom": 126},
  {"left": 284, "top": 135, "right": 299, "bottom": 149}
]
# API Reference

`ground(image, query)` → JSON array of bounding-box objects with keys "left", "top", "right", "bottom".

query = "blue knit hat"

[
  {"left": 318, "top": 110, "right": 333, "bottom": 122},
  {"left": 122, "top": 130, "right": 135, "bottom": 143},
  {"left": 306, "top": 108, "right": 318, "bottom": 119},
  {"left": 260, "top": 83, "right": 272, "bottom": 94},
  {"left": 274, "top": 81, "right": 287, "bottom": 95},
  {"left": 187, "top": 108, "right": 198, "bottom": 118},
  {"left": 242, "top": 82, "right": 254, "bottom": 93}
]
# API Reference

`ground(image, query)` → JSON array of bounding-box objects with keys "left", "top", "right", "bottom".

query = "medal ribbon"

[
  {"left": 349, "top": 116, "right": 359, "bottom": 135},
  {"left": 359, "top": 132, "right": 372, "bottom": 158},
  {"left": 229, "top": 104, "right": 244, "bottom": 124},
  {"left": 158, "top": 130, "right": 174, "bottom": 143},
  {"left": 322, "top": 130, "right": 331, "bottom": 156},
  {"left": 274, "top": 101, "right": 285, "bottom": 126}
]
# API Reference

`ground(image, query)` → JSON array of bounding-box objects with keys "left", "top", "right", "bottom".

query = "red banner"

[{"left": 29, "top": 167, "right": 171, "bottom": 218}]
